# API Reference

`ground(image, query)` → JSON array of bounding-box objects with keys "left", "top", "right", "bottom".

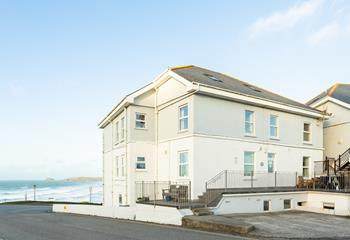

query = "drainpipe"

[
  {"left": 155, "top": 87, "right": 159, "bottom": 182},
  {"left": 124, "top": 107, "right": 129, "bottom": 205}
]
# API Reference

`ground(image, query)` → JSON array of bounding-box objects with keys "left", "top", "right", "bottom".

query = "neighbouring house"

[
  {"left": 98, "top": 65, "right": 324, "bottom": 208},
  {"left": 307, "top": 84, "right": 350, "bottom": 160}
]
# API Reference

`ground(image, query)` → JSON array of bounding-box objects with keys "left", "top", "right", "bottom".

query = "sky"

[{"left": 0, "top": 0, "right": 349, "bottom": 180}]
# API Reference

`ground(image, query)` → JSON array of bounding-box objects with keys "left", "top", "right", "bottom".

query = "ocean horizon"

[{"left": 0, "top": 180, "right": 102, "bottom": 204}]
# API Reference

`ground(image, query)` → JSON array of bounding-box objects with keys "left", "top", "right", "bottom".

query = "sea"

[{"left": 0, "top": 180, "right": 102, "bottom": 204}]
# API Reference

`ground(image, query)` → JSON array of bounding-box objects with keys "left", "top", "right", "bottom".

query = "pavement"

[{"left": 0, "top": 204, "right": 249, "bottom": 240}]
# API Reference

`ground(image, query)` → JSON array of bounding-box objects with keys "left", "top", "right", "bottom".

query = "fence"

[{"left": 135, "top": 181, "right": 191, "bottom": 208}]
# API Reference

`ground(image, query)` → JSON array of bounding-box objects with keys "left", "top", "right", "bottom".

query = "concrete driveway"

[
  {"left": 0, "top": 204, "right": 248, "bottom": 240},
  {"left": 224, "top": 210, "right": 350, "bottom": 239}
]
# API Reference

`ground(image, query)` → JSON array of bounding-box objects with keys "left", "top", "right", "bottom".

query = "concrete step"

[{"left": 192, "top": 208, "right": 213, "bottom": 216}]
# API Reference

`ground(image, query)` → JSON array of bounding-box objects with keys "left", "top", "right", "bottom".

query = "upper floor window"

[
  {"left": 303, "top": 123, "right": 311, "bottom": 143},
  {"left": 245, "top": 110, "right": 255, "bottom": 135},
  {"left": 303, "top": 156, "right": 310, "bottom": 178},
  {"left": 115, "top": 121, "right": 119, "bottom": 143},
  {"left": 135, "top": 113, "right": 146, "bottom": 129},
  {"left": 179, "top": 105, "right": 188, "bottom": 131},
  {"left": 120, "top": 117, "right": 125, "bottom": 140},
  {"left": 269, "top": 115, "right": 279, "bottom": 139},
  {"left": 244, "top": 151, "right": 254, "bottom": 176},
  {"left": 179, "top": 151, "right": 189, "bottom": 177},
  {"left": 136, "top": 157, "right": 146, "bottom": 170}
]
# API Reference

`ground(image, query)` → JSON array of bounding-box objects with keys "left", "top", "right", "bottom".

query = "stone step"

[
  {"left": 192, "top": 208, "right": 213, "bottom": 216},
  {"left": 182, "top": 215, "right": 254, "bottom": 235}
]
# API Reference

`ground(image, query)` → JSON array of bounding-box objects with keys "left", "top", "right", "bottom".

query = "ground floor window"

[
  {"left": 118, "top": 194, "right": 123, "bottom": 205},
  {"left": 136, "top": 156, "right": 146, "bottom": 170},
  {"left": 263, "top": 200, "right": 270, "bottom": 211},
  {"left": 303, "top": 156, "right": 310, "bottom": 177},
  {"left": 284, "top": 199, "right": 291, "bottom": 209},
  {"left": 179, "top": 151, "right": 189, "bottom": 177},
  {"left": 244, "top": 151, "right": 254, "bottom": 176},
  {"left": 267, "top": 153, "right": 275, "bottom": 173}
]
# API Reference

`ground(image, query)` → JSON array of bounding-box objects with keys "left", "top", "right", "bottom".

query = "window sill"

[
  {"left": 178, "top": 129, "right": 189, "bottom": 134},
  {"left": 269, "top": 137, "right": 280, "bottom": 141},
  {"left": 135, "top": 127, "right": 148, "bottom": 131},
  {"left": 244, "top": 134, "right": 256, "bottom": 138},
  {"left": 136, "top": 169, "right": 147, "bottom": 172},
  {"left": 303, "top": 142, "right": 313, "bottom": 145}
]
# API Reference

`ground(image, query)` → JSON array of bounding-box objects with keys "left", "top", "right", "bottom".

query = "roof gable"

[{"left": 307, "top": 84, "right": 350, "bottom": 106}]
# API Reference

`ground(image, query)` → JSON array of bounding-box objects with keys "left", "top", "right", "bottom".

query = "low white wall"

[
  {"left": 53, "top": 203, "right": 191, "bottom": 226},
  {"left": 302, "top": 192, "right": 350, "bottom": 216},
  {"left": 213, "top": 191, "right": 350, "bottom": 216},
  {"left": 213, "top": 192, "right": 307, "bottom": 215}
]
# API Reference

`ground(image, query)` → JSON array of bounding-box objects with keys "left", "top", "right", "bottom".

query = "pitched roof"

[
  {"left": 307, "top": 84, "right": 350, "bottom": 106},
  {"left": 172, "top": 65, "right": 318, "bottom": 112}
]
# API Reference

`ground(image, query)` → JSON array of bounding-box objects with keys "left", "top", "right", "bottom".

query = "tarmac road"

[{"left": 0, "top": 204, "right": 248, "bottom": 240}]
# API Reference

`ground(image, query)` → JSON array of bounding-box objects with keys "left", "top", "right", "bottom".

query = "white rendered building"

[{"left": 98, "top": 65, "right": 324, "bottom": 207}]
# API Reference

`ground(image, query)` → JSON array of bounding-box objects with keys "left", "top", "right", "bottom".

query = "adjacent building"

[{"left": 307, "top": 84, "right": 350, "bottom": 159}]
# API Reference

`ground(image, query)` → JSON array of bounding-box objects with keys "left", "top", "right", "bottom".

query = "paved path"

[{"left": 0, "top": 205, "right": 249, "bottom": 240}]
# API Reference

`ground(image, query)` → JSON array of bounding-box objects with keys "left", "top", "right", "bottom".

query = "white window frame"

[
  {"left": 135, "top": 113, "right": 146, "bottom": 129},
  {"left": 120, "top": 117, "right": 125, "bottom": 141},
  {"left": 244, "top": 151, "right": 255, "bottom": 176},
  {"left": 245, "top": 110, "right": 255, "bottom": 136},
  {"left": 116, "top": 156, "right": 119, "bottom": 177},
  {"left": 121, "top": 155, "right": 125, "bottom": 177},
  {"left": 136, "top": 156, "right": 146, "bottom": 171},
  {"left": 178, "top": 151, "right": 189, "bottom": 178},
  {"left": 303, "top": 156, "right": 310, "bottom": 178},
  {"left": 115, "top": 121, "right": 119, "bottom": 144},
  {"left": 303, "top": 122, "right": 312, "bottom": 143},
  {"left": 267, "top": 153, "right": 275, "bottom": 173},
  {"left": 179, "top": 104, "right": 189, "bottom": 132},
  {"left": 269, "top": 114, "right": 279, "bottom": 139}
]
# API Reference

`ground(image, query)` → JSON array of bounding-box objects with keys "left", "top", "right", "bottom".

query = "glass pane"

[
  {"left": 245, "top": 122, "right": 253, "bottom": 134},
  {"left": 270, "top": 115, "right": 277, "bottom": 126},
  {"left": 180, "top": 152, "right": 188, "bottom": 163},
  {"left": 137, "top": 163, "right": 146, "bottom": 169},
  {"left": 270, "top": 127, "right": 277, "bottom": 137},
  {"left": 136, "top": 121, "right": 145, "bottom": 128},
  {"left": 284, "top": 199, "right": 291, "bottom": 209},
  {"left": 136, "top": 113, "right": 145, "bottom": 121},
  {"left": 304, "top": 123, "right": 310, "bottom": 132},
  {"left": 244, "top": 152, "right": 254, "bottom": 164},
  {"left": 180, "top": 118, "right": 188, "bottom": 130},
  {"left": 303, "top": 132, "right": 310, "bottom": 141},
  {"left": 303, "top": 157, "right": 309, "bottom": 166},
  {"left": 303, "top": 168, "right": 309, "bottom": 177},
  {"left": 245, "top": 110, "right": 253, "bottom": 122},
  {"left": 244, "top": 165, "right": 254, "bottom": 176},
  {"left": 137, "top": 157, "right": 145, "bottom": 162},
  {"left": 268, "top": 153, "right": 274, "bottom": 173},
  {"left": 180, "top": 165, "right": 188, "bottom": 177},
  {"left": 180, "top": 106, "right": 188, "bottom": 117}
]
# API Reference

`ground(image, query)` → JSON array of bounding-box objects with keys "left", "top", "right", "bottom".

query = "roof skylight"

[{"left": 203, "top": 73, "right": 222, "bottom": 82}]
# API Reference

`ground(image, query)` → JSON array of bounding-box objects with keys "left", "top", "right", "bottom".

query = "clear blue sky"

[{"left": 0, "top": 0, "right": 349, "bottom": 179}]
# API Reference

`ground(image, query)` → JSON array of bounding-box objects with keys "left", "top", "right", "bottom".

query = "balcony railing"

[
  {"left": 206, "top": 170, "right": 297, "bottom": 190},
  {"left": 135, "top": 181, "right": 192, "bottom": 208}
]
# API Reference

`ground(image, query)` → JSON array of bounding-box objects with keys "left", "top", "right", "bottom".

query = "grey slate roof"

[
  {"left": 172, "top": 65, "right": 318, "bottom": 112},
  {"left": 307, "top": 84, "right": 350, "bottom": 106}
]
